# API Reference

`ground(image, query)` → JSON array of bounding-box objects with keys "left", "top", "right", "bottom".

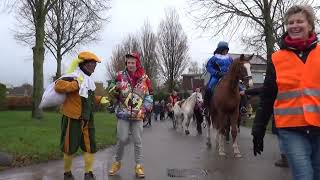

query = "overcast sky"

[{"left": 0, "top": 0, "right": 246, "bottom": 87}]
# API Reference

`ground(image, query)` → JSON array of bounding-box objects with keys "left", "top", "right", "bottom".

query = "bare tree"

[
  {"left": 15, "top": 0, "right": 110, "bottom": 80},
  {"left": 140, "top": 21, "right": 158, "bottom": 81},
  {"left": 188, "top": 61, "right": 202, "bottom": 74},
  {"left": 106, "top": 45, "right": 126, "bottom": 80},
  {"left": 7, "top": 0, "right": 110, "bottom": 119},
  {"left": 46, "top": 0, "right": 110, "bottom": 79},
  {"left": 188, "top": 0, "right": 320, "bottom": 61},
  {"left": 11, "top": 0, "right": 58, "bottom": 119},
  {"left": 106, "top": 34, "right": 141, "bottom": 80},
  {"left": 122, "top": 34, "right": 141, "bottom": 54},
  {"left": 156, "top": 8, "right": 189, "bottom": 91}
]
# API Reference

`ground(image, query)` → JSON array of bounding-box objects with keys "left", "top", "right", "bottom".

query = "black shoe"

[
  {"left": 64, "top": 171, "right": 75, "bottom": 180},
  {"left": 84, "top": 171, "right": 96, "bottom": 180},
  {"left": 274, "top": 154, "right": 289, "bottom": 168}
]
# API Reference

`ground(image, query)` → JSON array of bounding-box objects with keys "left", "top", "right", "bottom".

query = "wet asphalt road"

[{"left": 0, "top": 118, "right": 291, "bottom": 180}]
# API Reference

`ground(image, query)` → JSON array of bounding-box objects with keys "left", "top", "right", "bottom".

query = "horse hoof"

[
  {"left": 234, "top": 153, "right": 242, "bottom": 158},
  {"left": 185, "top": 130, "right": 190, "bottom": 135}
]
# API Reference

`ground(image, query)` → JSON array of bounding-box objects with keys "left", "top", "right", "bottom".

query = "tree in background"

[
  {"left": 188, "top": 0, "right": 320, "bottom": 61},
  {"left": 156, "top": 8, "right": 189, "bottom": 92},
  {"left": 188, "top": 61, "right": 202, "bottom": 74},
  {"left": 3, "top": 0, "right": 110, "bottom": 119},
  {"left": 140, "top": 21, "right": 158, "bottom": 83},
  {"left": 106, "top": 34, "right": 141, "bottom": 79},
  {"left": 7, "top": 0, "right": 58, "bottom": 119},
  {"left": 46, "top": 0, "right": 110, "bottom": 80},
  {"left": 15, "top": 0, "right": 110, "bottom": 80}
]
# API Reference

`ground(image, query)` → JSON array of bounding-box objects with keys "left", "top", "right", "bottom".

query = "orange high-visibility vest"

[{"left": 272, "top": 44, "right": 320, "bottom": 128}]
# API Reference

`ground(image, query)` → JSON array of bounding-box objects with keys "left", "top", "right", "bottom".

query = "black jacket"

[
  {"left": 245, "top": 87, "right": 263, "bottom": 96},
  {"left": 252, "top": 34, "right": 320, "bottom": 137}
]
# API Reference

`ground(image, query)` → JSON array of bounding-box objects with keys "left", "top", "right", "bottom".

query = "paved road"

[{"left": 0, "top": 119, "right": 291, "bottom": 180}]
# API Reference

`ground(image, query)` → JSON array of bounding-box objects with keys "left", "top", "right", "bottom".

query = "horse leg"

[
  {"left": 177, "top": 114, "right": 184, "bottom": 132},
  {"left": 173, "top": 114, "right": 178, "bottom": 130},
  {"left": 225, "top": 118, "right": 231, "bottom": 144},
  {"left": 216, "top": 112, "right": 226, "bottom": 156},
  {"left": 184, "top": 114, "right": 191, "bottom": 135},
  {"left": 218, "top": 129, "right": 226, "bottom": 156},
  {"left": 231, "top": 111, "right": 242, "bottom": 158}
]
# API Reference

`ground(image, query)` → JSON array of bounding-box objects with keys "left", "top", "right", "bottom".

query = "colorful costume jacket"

[{"left": 114, "top": 70, "right": 152, "bottom": 121}]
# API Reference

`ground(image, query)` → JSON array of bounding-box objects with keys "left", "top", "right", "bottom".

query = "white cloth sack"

[
  {"left": 39, "top": 81, "right": 66, "bottom": 109},
  {"left": 39, "top": 67, "right": 96, "bottom": 109}
]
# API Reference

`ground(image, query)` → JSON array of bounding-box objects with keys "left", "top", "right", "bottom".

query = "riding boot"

[{"left": 203, "top": 89, "right": 212, "bottom": 115}]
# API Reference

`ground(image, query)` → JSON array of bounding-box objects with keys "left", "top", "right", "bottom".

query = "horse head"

[
  {"left": 239, "top": 54, "right": 254, "bottom": 88},
  {"left": 192, "top": 91, "right": 203, "bottom": 110}
]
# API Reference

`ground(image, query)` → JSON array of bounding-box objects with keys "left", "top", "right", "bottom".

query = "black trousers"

[{"left": 194, "top": 109, "right": 203, "bottom": 134}]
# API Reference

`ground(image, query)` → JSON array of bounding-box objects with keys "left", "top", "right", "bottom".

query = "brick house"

[{"left": 181, "top": 74, "right": 205, "bottom": 93}]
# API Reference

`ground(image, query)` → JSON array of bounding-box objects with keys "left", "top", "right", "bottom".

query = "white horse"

[{"left": 173, "top": 92, "right": 203, "bottom": 135}]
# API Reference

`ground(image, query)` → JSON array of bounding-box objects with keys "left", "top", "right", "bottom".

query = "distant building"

[
  {"left": 7, "top": 84, "right": 33, "bottom": 96},
  {"left": 181, "top": 74, "right": 205, "bottom": 93}
]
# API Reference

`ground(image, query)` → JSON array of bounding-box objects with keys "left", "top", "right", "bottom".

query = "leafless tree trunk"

[
  {"left": 156, "top": 8, "right": 189, "bottom": 92},
  {"left": 188, "top": 0, "right": 320, "bottom": 61},
  {"left": 11, "top": 0, "right": 58, "bottom": 119}
]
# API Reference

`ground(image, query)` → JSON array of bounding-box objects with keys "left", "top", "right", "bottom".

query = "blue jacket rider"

[{"left": 204, "top": 41, "right": 233, "bottom": 107}]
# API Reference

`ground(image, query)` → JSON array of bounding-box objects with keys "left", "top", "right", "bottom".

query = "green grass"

[{"left": 0, "top": 111, "right": 117, "bottom": 167}]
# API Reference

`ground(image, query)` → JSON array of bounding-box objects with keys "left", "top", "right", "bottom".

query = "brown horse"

[{"left": 205, "top": 54, "right": 253, "bottom": 158}]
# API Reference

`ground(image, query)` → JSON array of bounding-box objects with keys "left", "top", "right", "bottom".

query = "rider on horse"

[
  {"left": 167, "top": 90, "right": 179, "bottom": 119},
  {"left": 204, "top": 41, "right": 246, "bottom": 112},
  {"left": 204, "top": 41, "right": 233, "bottom": 109}
]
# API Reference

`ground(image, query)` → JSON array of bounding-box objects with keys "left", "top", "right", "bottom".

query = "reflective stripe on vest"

[
  {"left": 276, "top": 89, "right": 320, "bottom": 100},
  {"left": 272, "top": 44, "right": 320, "bottom": 128},
  {"left": 274, "top": 105, "right": 320, "bottom": 115}
]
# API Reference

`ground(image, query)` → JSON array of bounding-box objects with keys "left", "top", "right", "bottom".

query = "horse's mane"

[
  {"left": 178, "top": 92, "right": 199, "bottom": 107},
  {"left": 226, "top": 59, "right": 243, "bottom": 91},
  {"left": 184, "top": 92, "right": 197, "bottom": 103}
]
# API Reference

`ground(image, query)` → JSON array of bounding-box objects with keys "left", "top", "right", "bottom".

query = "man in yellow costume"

[{"left": 54, "top": 51, "right": 109, "bottom": 180}]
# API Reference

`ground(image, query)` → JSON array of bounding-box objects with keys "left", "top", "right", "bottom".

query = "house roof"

[
  {"left": 229, "top": 53, "right": 267, "bottom": 65},
  {"left": 7, "top": 84, "right": 33, "bottom": 96}
]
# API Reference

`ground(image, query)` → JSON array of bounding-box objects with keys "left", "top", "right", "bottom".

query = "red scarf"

[{"left": 284, "top": 33, "right": 317, "bottom": 51}]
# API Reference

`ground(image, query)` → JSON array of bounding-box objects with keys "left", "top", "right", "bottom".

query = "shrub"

[{"left": 154, "top": 91, "right": 169, "bottom": 102}]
